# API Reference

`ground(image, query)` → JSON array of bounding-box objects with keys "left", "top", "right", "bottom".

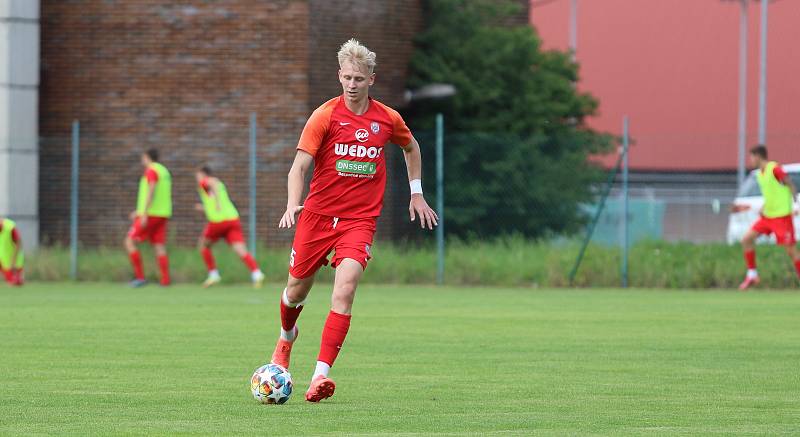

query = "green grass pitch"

[{"left": 1, "top": 283, "right": 799, "bottom": 435}]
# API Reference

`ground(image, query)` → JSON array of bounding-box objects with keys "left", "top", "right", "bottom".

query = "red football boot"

[
  {"left": 738, "top": 275, "right": 760, "bottom": 291},
  {"left": 305, "top": 375, "right": 336, "bottom": 402},
  {"left": 270, "top": 327, "right": 298, "bottom": 369}
]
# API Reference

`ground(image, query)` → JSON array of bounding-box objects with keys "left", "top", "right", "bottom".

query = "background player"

[
  {"left": 194, "top": 166, "right": 264, "bottom": 288},
  {"left": 0, "top": 217, "right": 24, "bottom": 286},
  {"left": 125, "top": 148, "right": 172, "bottom": 287},
  {"left": 739, "top": 145, "right": 800, "bottom": 289},
  {"left": 268, "top": 39, "right": 438, "bottom": 402}
]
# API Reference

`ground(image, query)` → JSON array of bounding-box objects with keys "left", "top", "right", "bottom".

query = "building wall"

[
  {"left": 531, "top": 0, "right": 800, "bottom": 171},
  {"left": 0, "top": 0, "right": 39, "bottom": 248},
  {"left": 38, "top": 0, "right": 531, "bottom": 247},
  {"left": 39, "top": 0, "right": 425, "bottom": 247}
]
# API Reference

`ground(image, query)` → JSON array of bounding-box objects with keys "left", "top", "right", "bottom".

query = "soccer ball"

[{"left": 250, "top": 363, "right": 293, "bottom": 404}]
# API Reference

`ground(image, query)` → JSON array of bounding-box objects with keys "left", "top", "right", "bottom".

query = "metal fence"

[{"left": 9, "top": 114, "right": 799, "bottom": 284}]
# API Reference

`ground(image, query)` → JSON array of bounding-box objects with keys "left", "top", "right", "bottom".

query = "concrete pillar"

[{"left": 0, "top": 0, "right": 39, "bottom": 248}]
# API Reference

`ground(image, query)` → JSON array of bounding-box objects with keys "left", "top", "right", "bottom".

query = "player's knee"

[
  {"left": 332, "top": 280, "right": 357, "bottom": 302},
  {"left": 286, "top": 276, "right": 313, "bottom": 304},
  {"left": 231, "top": 243, "right": 247, "bottom": 256},
  {"left": 331, "top": 289, "right": 355, "bottom": 314}
]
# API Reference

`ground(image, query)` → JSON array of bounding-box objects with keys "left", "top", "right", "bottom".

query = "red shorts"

[
  {"left": 289, "top": 210, "right": 377, "bottom": 279},
  {"left": 127, "top": 216, "right": 169, "bottom": 244},
  {"left": 202, "top": 219, "right": 245, "bottom": 244},
  {"left": 751, "top": 215, "right": 796, "bottom": 245}
]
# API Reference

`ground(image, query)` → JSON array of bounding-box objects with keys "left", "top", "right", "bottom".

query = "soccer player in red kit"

[
  {"left": 125, "top": 148, "right": 172, "bottom": 287},
  {"left": 269, "top": 39, "right": 439, "bottom": 402},
  {"left": 194, "top": 166, "right": 265, "bottom": 288},
  {"left": 739, "top": 145, "right": 800, "bottom": 289},
  {"left": 0, "top": 217, "right": 24, "bottom": 286}
]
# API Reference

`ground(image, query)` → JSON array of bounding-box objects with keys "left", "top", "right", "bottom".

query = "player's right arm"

[
  {"left": 206, "top": 178, "right": 222, "bottom": 212},
  {"left": 278, "top": 104, "right": 332, "bottom": 229},
  {"left": 279, "top": 151, "right": 314, "bottom": 228},
  {"left": 774, "top": 165, "right": 799, "bottom": 213},
  {"left": 9, "top": 229, "right": 20, "bottom": 274}
]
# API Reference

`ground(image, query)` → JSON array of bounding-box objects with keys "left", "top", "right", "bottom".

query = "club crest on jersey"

[
  {"left": 370, "top": 122, "right": 380, "bottom": 134},
  {"left": 355, "top": 129, "right": 369, "bottom": 142}
]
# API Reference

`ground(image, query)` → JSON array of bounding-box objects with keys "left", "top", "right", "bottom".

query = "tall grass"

[{"left": 21, "top": 238, "right": 800, "bottom": 289}]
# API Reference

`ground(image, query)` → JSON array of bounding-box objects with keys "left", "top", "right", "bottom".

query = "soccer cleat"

[
  {"left": 270, "top": 327, "right": 298, "bottom": 369},
  {"left": 305, "top": 375, "right": 336, "bottom": 402},
  {"left": 203, "top": 274, "right": 221, "bottom": 288},
  {"left": 738, "top": 275, "right": 760, "bottom": 291},
  {"left": 252, "top": 271, "right": 265, "bottom": 289},
  {"left": 128, "top": 279, "right": 147, "bottom": 288}
]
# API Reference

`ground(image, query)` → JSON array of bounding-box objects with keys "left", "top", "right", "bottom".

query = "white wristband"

[{"left": 410, "top": 179, "right": 423, "bottom": 195}]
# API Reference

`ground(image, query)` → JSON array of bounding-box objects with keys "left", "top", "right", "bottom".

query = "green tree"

[{"left": 406, "top": 0, "right": 613, "bottom": 239}]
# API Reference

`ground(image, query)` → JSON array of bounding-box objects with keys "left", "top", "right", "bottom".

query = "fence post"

[
  {"left": 249, "top": 112, "right": 257, "bottom": 257},
  {"left": 70, "top": 120, "right": 80, "bottom": 280},
  {"left": 621, "top": 116, "right": 630, "bottom": 288},
  {"left": 436, "top": 113, "right": 445, "bottom": 285}
]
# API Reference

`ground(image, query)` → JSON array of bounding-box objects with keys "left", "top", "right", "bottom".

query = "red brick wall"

[
  {"left": 39, "top": 0, "right": 526, "bottom": 247},
  {"left": 39, "top": 0, "right": 419, "bottom": 247}
]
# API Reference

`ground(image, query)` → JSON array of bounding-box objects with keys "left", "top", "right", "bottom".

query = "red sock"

[
  {"left": 157, "top": 255, "right": 170, "bottom": 285},
  {"left": 794, "top": 260, "right": 800, "bottom": 278},
  {"left": 317, "top": 310, "right": 351, "bottom": 367},
  {"left": 241, "top": 253, "right": 259, "bottom": 272},
  {"left": 3, "top": 269, "right": 14, "bottom": 284},
  {"left": 744, "top": 250, "right": 756, "bottom": 269},
  {"left": 129, "top": 251, "right": 145, "bottom": 280},
  {"left": 201, "top": 247, "right": 216, "bottom": 271},
  {"left": 280, "top": 294, "right": 304, "bottom": 332}
]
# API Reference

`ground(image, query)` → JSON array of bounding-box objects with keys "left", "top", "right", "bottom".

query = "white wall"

[{"left": 0, "top": 0, "right": 39, "bottom": 248}]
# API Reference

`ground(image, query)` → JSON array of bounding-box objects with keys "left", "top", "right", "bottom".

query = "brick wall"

[
  {"left": 39, "top": 0, "right": 418, "bottom": 247},
  {"left": 39, "top": 0, "right": 527, "bottom": 247}
]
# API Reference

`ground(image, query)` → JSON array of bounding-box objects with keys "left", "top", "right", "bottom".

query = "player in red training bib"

[
  {"left": 267, "top": 39, "right": 438, "bottom": 402},
  {"left": 194, "top": 166, "right": 264, "bottom": 288}
]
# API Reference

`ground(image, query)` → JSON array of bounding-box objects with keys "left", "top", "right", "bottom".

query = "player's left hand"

[
  {"left": 409, "top": 194, "right": 438, "bottom": 230},
  {"left": 140, "top": 215, "right": 148, "bottom": 228}
]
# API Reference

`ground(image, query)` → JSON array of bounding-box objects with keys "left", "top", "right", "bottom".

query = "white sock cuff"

[
  {"left": 282, "top": 288, "right": 306, "bottom": 308},
  {"left": 313, "top": 361, "right": 331, "bottom": 379}
]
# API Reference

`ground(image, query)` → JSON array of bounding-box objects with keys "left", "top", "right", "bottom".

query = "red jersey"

[{"left": 297, "top": 96, "right": 413, "bottom": 218}]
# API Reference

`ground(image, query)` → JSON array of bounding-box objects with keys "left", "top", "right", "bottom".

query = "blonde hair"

[{"left": 337, "top": 39, "right": 376, "bottom": 74}]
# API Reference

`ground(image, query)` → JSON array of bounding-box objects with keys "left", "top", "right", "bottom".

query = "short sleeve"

[
  {"left": 297, "top": 104, "right": 334, "bottom": 157},
  {"left": 11, "top": 228, "right": 20, "bottom": 243},
  {"left": 773, "top": 165, "right": 788, "bottom": 182},
  {"left": 145, "top": 168, "right": 159, "bottom": 183},
  {"left": 199, "top": 178, "right": 211, "bottom": 194},
  {"left": 389, "top": 110, "right": 413, "bottom": 147}
]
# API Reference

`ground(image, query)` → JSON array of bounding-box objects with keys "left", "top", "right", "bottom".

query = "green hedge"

[{"left": 20, "top": 239, "right": 800, "bottom": 289}]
